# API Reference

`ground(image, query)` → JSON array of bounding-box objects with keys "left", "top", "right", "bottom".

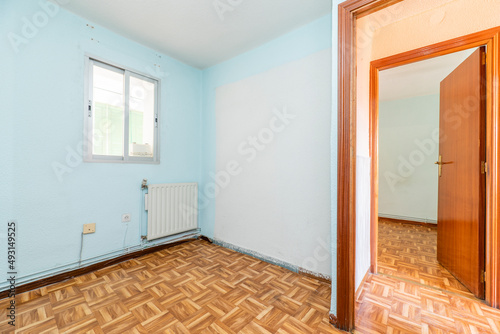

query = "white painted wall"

[
  {"left": 214, "top": 49, "right": 332, "bottom": 276},
  {"left": 354, "top": 1, "right": 380, "bottom": 291},
  {"left": 356, "top": 156, "right": 371, "bottom": 288},
  {"left": 378, "top": 94, "right": 440, "bottom": 223}
]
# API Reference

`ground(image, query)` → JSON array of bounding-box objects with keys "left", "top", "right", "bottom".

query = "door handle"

[{"left": 435, "top": 155, "right": 453, "bottom": 177}]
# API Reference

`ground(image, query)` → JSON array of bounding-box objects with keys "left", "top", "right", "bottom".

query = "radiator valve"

[{"left": 141, "top": 179, "right": 148, "bottom": 189}]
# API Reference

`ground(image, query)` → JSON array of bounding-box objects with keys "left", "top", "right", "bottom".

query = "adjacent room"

[
  {"left": 1, "top": 0, "right": 337, "bottom": 332},
  {"left": 377, "top": 48, "right": 480, "bottom": 298},
  {"left": 352, "top": 0, "right": 500, "bottom": 332}
]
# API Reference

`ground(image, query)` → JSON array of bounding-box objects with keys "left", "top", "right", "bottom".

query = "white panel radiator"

[{"left": 145, "top": 183, "right": 198, "bottom": 240}]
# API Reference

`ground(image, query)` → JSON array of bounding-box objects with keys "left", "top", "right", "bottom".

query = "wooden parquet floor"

[
  {"left": 377, "top": 219, "right": 474, "bottom": 298},
  {"left": 0, "top": 240, "right": 341, "bottom": 334},
  {"left": 355, "top": 274, "right": 500, "bottom": 333}
]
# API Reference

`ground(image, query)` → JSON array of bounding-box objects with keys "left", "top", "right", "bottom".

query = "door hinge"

[
  {"left": 481, "top": 270, "right": 486, "bottom": 283},
  {"left": 481, "top": 161, "right": 487, "bottom": 174},
  {"left": 482, "top": 52, "right": 487, "bottom": 65}
]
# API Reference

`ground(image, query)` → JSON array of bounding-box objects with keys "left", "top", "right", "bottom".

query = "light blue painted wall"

[
  {"left": 330, "top": 0, "right": 341, "bottom": 315},
  {"left": 0, "top": 0, "right": 202, "bottom": 288}
]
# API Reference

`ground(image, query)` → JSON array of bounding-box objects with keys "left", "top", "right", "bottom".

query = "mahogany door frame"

[
  {"left": 369, "top": 28, "right": 500, "bottom": 304},
  {"left": 336, "top": 0, "right": 500, "bottom": 331},
  {"left": 336, "top": 0, "right": 405, "bottom": 330}
]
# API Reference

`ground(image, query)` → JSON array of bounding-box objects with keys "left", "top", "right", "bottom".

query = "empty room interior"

[
  {"left": 377, "top": 48, "right": 481, "bottom": 298},
  {"left": 3, "top": 0, "right": 500, "bottom": 333}
]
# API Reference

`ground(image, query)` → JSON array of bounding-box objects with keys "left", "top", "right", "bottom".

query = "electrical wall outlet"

[
  {"left": 122, "top": 213, "right": 131, "bottom": 222},
  {"left": 83, "top": 223, "right": 96, "bottom": 234}
]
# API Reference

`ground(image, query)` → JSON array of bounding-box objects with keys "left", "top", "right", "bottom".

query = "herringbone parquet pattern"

[
  {"left": 355, "top": 274, "right": 500, "bottom": 333},
  {"left": 0, "top": 240, "right": 340, "bottom": 334},
  {"left": 377, "top": 219, "right": 474, "bottom": 297},
  {"left": 5, "top": 228, "right": 498, "bottom": 333}
]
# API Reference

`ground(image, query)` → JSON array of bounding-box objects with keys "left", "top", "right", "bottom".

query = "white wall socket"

[
  {"left": 122, "top": 213, "right": 131, "bottom": 222},
  {"left": 83, "top": 223, "right": 96, "bottom": 234}
]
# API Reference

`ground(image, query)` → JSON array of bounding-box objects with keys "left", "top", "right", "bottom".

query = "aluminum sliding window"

[{"left": 84, "top": 57, "right": 159, "bottom": 163}]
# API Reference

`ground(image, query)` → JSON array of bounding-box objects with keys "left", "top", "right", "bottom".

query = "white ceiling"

[
  {"left": 379, "top": 47, "right": 477, "bottom": 102},
  {"left": 57, "top": 0, "right": 332, "bottom": 69}
]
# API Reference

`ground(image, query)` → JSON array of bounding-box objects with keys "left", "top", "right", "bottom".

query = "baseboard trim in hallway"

[
  {"left": 355, "top": 269, "right": 370, "bottom": 302},
  {"left": 379, "top": 216, "right": 437, "bottom": 228}
]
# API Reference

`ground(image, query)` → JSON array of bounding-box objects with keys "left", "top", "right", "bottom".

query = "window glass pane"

[
  {"left": 129, "top": 76, "right": 155, "bottom": 157},
  {"left": 92, "top": 64, "right": 124, "bottom": 156}
]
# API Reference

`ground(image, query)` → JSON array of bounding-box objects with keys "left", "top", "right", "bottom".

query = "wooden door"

[{"left": 437, "top": 47, "right": 486, "bottom": 299}]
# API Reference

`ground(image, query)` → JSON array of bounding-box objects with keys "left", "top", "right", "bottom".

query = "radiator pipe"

[{"left": 140, "top": 179, "right": 148, "bottom": 244}]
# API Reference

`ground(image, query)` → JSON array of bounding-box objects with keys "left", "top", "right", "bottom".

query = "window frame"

[{"left": 83, "top": 55, "right": 160, "bottom": 164}]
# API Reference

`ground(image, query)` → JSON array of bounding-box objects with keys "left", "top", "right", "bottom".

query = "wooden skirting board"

[
  {"left": 0, "top": 239, "right": 195, "bottom": 300},
  {"left": 198, "top": 235, "right": 213, "bottom": 243},
  {"left": 379, "top": 216, "right": 437, "bottom": 229}
]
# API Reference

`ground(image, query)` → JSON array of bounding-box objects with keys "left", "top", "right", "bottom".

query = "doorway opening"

[
  {"left": 376, "top": 47, "right": 486, "bottom": 300},
  {"left": 337, "top": 0, "right": 500, "bottom": 331}
]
